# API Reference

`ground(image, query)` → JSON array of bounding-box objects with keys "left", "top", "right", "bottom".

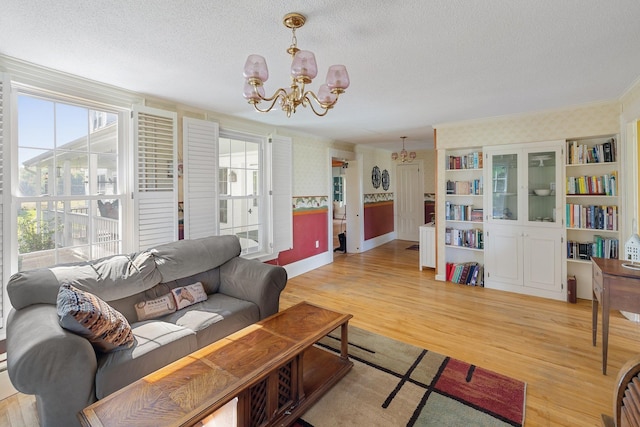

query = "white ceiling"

[{"left": 2, "top": 1, "right": 640, "bottom": 152}]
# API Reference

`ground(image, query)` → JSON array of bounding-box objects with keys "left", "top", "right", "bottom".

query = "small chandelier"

[
  {"left": 391, "top": 137, "right": 416, "bottom": 163},
  {"left": 242, "top": 12, "right": 350, "bottom": 117}
]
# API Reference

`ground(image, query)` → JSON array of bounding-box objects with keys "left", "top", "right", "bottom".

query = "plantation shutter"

[
  {"left": 183, "top": 117, "right": 219, "bottom": 239},
  {"left": 0, "top": 74, "right": 5, "bottom": 327},
  {"left": 132, "top": 105, "right": 178, "bottom": 250},
  {"left": 269, "top": 135, "right": 293, "bottom": 253}
]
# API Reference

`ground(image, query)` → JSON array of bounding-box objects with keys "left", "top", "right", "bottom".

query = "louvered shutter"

[
  {"left": 183, "top": 117, "right": 218, "bottom": 239},
  {"left": 269, "top": 135, "right": 293, "bottom": 253},
  {"left": 0, "top": 74, "right": 5, "bottom": 327},
  {"left": 132, "top": 105, "right": 178, "bottom": 250}
]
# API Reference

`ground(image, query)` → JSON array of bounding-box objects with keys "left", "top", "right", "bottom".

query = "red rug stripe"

[{"left": 434, "top": 358, "right": 525, "bottom": 424}]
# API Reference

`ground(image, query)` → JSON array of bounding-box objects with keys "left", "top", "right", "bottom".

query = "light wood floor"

[{"left": 2, "top": 239, "right": 640, "bottom": 426}]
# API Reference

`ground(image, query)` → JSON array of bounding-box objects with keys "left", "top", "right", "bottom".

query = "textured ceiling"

[{"left": 1, "top": 1, "right": 639, "bottom": 151}]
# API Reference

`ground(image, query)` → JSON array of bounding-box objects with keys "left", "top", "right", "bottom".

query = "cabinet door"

[
  {"left": 525, "top": 146, "right": 563, "bottom": 225},
  {"left": 486, "top": 150, "right": 520, "bottom": 223},
  {"left": 522, "top": 228, "right": 563, "bottom": 292},
  {"left": 485, "top": 224, "right": 523, "bottom": 287}
]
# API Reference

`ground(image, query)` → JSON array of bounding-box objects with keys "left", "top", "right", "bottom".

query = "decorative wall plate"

[
  {"left": 371, "top": 166, "right": 381, "bottom": 188},
  {"left": 381, "top": 169, "right": 390, "bottom": 190}
]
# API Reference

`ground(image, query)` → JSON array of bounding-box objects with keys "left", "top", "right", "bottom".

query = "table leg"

[
  {"left": 602, "top": 298, "right": 610, "bottom": 375},
  {"left": 592, "top": 292, "right": 598, "bottom": 347},
  {"left": 340, "top": 322, "right": 349, "bottom": 361}
]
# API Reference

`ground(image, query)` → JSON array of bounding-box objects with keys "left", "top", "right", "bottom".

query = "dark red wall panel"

[
  {"left": 276, "top": 209, "right": 328, "bottom": 266},
  {"left": 364, "top": 201, "right": 394, "bottom": 240}
]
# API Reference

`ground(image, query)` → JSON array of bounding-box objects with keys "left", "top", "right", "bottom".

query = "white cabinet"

[
  {"left": 484, "top": 141, "right": 566, "bottom": 300},
  {"left": 419, "top": 223, "right": 436, "bottom": 270}
]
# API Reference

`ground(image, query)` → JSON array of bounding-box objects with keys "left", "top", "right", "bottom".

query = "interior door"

[{"left": 396, "top": 163, "right": 423, "bottom": 241}]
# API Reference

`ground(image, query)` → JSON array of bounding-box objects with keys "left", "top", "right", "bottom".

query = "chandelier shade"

[{"left": 242, "top": 12, "right": 349, "bottom": 117}]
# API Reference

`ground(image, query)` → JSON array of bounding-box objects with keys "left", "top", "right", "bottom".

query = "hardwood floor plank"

[{"left": 2, "top": 239, "right": 639, "bottom": 426}]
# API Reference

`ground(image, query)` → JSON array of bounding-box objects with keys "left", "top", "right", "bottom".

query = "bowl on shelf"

[{"left": 533, "top": 189, "right": 551, "bottom": 196}]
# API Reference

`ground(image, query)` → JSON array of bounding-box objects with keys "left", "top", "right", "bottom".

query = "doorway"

[{"left": 331, "top": 158, "right": 347, "bottom": 255}]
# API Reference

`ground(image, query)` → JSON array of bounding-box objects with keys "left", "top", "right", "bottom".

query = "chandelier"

[
  {"left": 242, "top": 12, "right": 350, "bottom": 117},
  {"left": 391, "top": 137, "right": 416, "bottom": 162}
]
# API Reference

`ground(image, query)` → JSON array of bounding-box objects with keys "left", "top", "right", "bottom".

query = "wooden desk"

[
  {"left": 79, "top": 302, "right": 353, "bottom": 427},
  {"left": 592, "top": 257, "right": 640, "bottom": 375}
]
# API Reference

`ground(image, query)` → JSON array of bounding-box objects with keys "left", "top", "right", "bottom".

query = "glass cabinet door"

[
  {"left": 527, "top": 149, "right": 560, "bottom": 224},
  {"left": 488, "top": 152, "right": 519, "bottom": 222}
]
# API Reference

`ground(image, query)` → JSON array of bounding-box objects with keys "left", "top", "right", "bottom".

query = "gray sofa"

[{"left": 6, "top": 235, "right": 287, "bottom": 427}]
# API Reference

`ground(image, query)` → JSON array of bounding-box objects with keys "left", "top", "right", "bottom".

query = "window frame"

[{"left": 10, "top": 86, "right": 129, "bottom": 271}]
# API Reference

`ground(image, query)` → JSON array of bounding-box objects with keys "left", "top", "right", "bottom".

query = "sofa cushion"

[
  {"left": 151, "top": 235, "right": 241, "bottom": 282},
  {"left": 7, "top": 250, "right": 162, "bottom": 310},
  {"left": 161, "top": 293, "right": 260, "bottom": 348},
  {"left": 57, "top": 283, "right": 134, "bottom": 352},
  {"left": 95, "top": 321, "right": 197, "bottom": 399},
  {"left": 52, "top": 250, "right": 162, "bottom": 301}
]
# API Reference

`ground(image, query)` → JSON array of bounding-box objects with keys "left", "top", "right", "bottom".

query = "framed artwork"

[
  {"left": 381, "top": 169, "right": 390, "bottom": 191},
  {"left": 371, "top": 166, "right": 381, "bottom": 188}
]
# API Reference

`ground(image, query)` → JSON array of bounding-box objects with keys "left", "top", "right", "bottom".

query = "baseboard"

[
  {"left": 361, "top": 232, "right": 396, "bottom": 252},
  {"left": 283, "top": 252, "right": 333, "bottom": 279}
]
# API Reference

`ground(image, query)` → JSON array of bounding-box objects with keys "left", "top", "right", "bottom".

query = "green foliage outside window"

[{"left": 17, "top": 209, "right": 58, "bottom": 253}]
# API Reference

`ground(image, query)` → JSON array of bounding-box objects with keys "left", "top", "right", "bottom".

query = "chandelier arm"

[
  {"left": 304, "top": 96, "right": 330, "bottom": 117},
  {"left": 303, "top": 90, "right": 339, "bottom": 117},
  {"left": 250, "top": 87, "right": 289, "bottom": 113}
]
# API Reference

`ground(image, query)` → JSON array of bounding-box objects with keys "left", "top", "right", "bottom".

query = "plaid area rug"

[{"left": 295, "top": 326, "right": 525, "bottom": 427}]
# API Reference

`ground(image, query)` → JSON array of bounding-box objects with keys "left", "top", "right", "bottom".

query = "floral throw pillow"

[{"left": 57, "top": 282, "right": 134, "bottom": 352}]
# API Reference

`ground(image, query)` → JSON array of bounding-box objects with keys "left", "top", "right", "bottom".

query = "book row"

[
  {"left": 566, "top": 138, "right": 616, "bottom": 164},
  {"left": 567, "top": 237, "right": 619, "bottom": 260},
  {"left": 566, "top": 172, "right": 617, "bottom": 196},
  {"left": 444, "top": 203, "right": 483, "bottom": 222},
  {"left": 446, "top": 151, "right": 483, "bottom": 170},
  {"left": 566, "top": 204, "right": 618, "bottom": 231},
  {"left": 446, "top": 178, "right": 483, "bottom": 195},
  {"left": 445, "top": 262, "right": 484, "bottom": 286},
  {"left": 445, "top": 227, "right": 484, "bottom": 249}
]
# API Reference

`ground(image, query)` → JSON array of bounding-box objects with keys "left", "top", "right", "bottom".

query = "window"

[
  {"left": 218, "top": 132, "right": 262, "bottom": 255},
  {"left": 15, "top": 93, "right": 122, "bottom": 270}
]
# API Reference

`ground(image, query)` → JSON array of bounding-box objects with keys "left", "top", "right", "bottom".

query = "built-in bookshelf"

[
  {"left": 565, "top": 135, "right": 620, "bottom": 299},
  {"left": 444, "top": 148, "right": 484, "bottom": 284}
]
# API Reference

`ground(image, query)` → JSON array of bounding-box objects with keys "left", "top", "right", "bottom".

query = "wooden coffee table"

[{"left": 79, "top": 301, "right": 353, "bottom": 427}]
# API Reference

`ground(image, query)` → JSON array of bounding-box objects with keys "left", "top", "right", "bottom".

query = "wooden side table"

[{"left": 592, "top": 257, "right": 640, "bottom": 375}]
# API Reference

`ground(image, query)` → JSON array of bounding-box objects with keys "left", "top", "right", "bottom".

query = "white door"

[{"left": 396, "top": 163, "right": 423, "bottom": 241}]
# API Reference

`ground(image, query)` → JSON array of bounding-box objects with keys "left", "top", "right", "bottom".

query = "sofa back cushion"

[
  {"left": 8, "top": 251, "right": 162, "bottom": 310},
  {"left": 150, "top": 235, "right": 241, "bottom": 282}
]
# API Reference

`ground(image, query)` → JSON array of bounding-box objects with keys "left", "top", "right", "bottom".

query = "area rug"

[
  {"left": 295, "top": 326, "right": 525, "bottom": 427},
  {"left": 406, "top": 244, "right": 420, "bottom": 251}
]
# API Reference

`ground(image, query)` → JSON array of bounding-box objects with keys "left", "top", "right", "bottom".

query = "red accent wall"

[
  {"left": 364, "top": 201, "right": 394, "bottom": 240},
  {"left": 274, "top": 208, "right": 328, "bottom": 266}
]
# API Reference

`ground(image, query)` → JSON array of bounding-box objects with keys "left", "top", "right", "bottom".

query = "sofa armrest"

[
  {"left": 219, "top": 257, "right": 287, "bottom": 319},
  {"left": 7, "top": 305, "right": 98, "bottom": 427}
]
